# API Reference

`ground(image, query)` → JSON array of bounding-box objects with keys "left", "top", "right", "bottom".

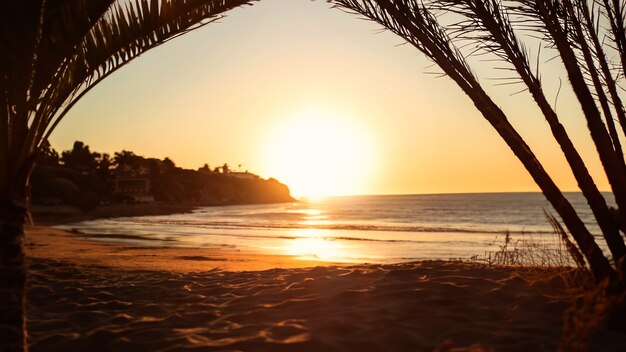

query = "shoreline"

[
  {"left": 30, "top": 199, "right": 300, "bottom": 227},
  {"left": 29, "top": 198, "right": 299, "bottom": 226},
  {"left": 25, "top": 226, "right": 326, "bottom": 272},
  {"left": 30, "top": 203, "right": 197, "bottom": 226}
]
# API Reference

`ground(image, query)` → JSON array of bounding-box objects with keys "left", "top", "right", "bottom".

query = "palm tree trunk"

[
  {"left": 469, "top": 93, "right": 615, "bottom": 281},
  {"left": 0, "top": 198, "right": 28, "bottom": 352},
  {"left": 362, "top": 0, "right": 616, "bottom": 281},
  {"left": 537, "top": 0, "right": 626, "bottom": 226}
]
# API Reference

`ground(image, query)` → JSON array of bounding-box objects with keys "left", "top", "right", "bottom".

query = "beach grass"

[{"left": 476, "top": 220, "right": 626, "bottom": 352}]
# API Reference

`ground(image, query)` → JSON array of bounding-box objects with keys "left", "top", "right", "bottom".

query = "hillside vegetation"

[{"left": 31, "top": 141, "right": 294, "bottom": 211}]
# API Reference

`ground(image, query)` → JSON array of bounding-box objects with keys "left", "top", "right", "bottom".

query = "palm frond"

[
  {"left": 334, "top": 0, "right": 622, "bottom": 280},
  {"left": 38, "top": 0, "right": 252, "bottom": 141},
  {"left": 335, "top": 0, "right": 478, "bottom": 91}
]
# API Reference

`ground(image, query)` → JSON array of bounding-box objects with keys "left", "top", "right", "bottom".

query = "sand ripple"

[{"left": 27, "top": 259, "right": 625, "bottom": 351}]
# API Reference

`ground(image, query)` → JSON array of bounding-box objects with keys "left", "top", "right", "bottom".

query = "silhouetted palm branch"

[{"left": 334, "top": 0, "right": 622, "bottom": 283}]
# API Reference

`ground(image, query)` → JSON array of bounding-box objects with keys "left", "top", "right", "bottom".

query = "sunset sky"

[{"left": 48, "top": 0, "right": 609, "bottom": 197}]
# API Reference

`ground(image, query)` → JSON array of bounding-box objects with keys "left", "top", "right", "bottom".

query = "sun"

[{"left": 262, "top": 108, "right": 374, "bottom": 198}]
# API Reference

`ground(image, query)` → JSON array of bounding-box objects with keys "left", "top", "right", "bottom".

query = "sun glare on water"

[
  {"left": 283, "top": 230, "right": 346, "bottom": 261},
  {"left": 263, "top": 108, "right": 374, "bottom": 198},
  {"left": 286, "top": 237, "right": 344, "bottom": 261}
]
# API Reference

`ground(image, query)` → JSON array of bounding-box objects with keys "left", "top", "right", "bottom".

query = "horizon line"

[{"left": 293, "top": 190, "right": 611, "bottom": 199}]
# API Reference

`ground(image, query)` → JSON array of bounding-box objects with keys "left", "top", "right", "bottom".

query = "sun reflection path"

[
  {"left": 293, "top": 206, "right": 330, "bottom": 227},
  {"left": 283, "top": 229, "right": 346, "bottom": 262},
  {"left": 286, "top": 237, "right": 345, "bottom": 262}
]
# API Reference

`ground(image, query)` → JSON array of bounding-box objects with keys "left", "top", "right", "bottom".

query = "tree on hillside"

[
  {"left": 97, "top": 153, "right": 113, "bottom": 179},
  {"left": 145, "top": 158, "right": 162, "bottom": 176},
  {"left": 0, "top": 1, "right": 252, "bottom": 350},
  {"left": 113, "top": 150, "right": 142, "bottom": 170},
  {"left": 162, "top": 157, "right": 177, "bottom": 172},
  {"left": 61, "top": 141, "right": 99, "bottom": 172},
  {"left": 36, "top": 141, "right": 59, "bottom": 168},
  {"left": 334, "top": 0, "right": 626, "bottom": 310},
  {"left": 199, "top": 163, "right": 211, "bottom": 172}
]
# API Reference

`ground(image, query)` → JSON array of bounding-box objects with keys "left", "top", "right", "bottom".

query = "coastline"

[
  {"left": 24, "top": 226, "right": 626, "bottom": 351},
  {"left": 30, "top": 203, "right": 197, "bottom": 226},
  {"left": 25, "top": 226, "right": 323, "bottom": 272},
  {"left": 30, "top": 199, "right": 300, "bottom": 227}
]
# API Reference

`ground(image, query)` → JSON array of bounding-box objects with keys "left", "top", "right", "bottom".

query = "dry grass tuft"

[
  {"left": 484, "top": 230, "right": 583, "bottom": 269},
  {"left": 481, "top": 211, "right": 593, "bottom": 290},
  {"left": 481, "top": 212, "right": 626, "bottom": 351}
]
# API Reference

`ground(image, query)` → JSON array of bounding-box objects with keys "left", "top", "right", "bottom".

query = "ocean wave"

[
  {"left": 72, "top": 228, "right": 498, "bottom": 246},
  {"left": 116, "top": 218, "right": 554, "bottom": 235}
]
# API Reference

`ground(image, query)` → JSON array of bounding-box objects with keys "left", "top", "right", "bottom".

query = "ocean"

[{"left": 60, "top": 192, "right": 611, "bottom": 264}]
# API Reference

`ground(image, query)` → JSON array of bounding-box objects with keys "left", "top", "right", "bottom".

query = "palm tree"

[
  {"left": 332, "top": 0, "right": 626, "bottom": 289},
  {"left": 0, "top": 1, "right": 252, "bottom": 350}
]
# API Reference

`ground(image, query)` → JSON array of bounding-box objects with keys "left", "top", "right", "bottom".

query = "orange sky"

[{"left": 48, "top": 0, "right": 610, "bottom": 197}]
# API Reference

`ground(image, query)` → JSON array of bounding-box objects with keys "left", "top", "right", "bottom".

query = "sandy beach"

[{"left": 25, "top": 226, "right": 626, "bottom": 351}]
